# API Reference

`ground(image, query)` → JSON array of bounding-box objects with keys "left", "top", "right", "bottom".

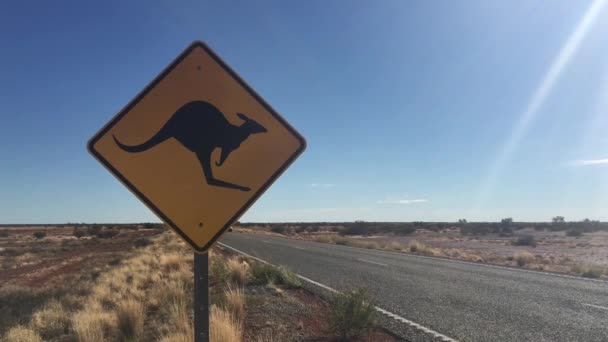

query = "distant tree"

[
  {"left": 552, "top": 216, "right": 565, "bottom": 224},
  {"left": 33, "top": 231, "right": 46, "bottom": 239},
  {"left": 501, "top": 218, "right": 513, "bottom": 226},
  {"left": 458, "top": 219, "right": 467, "bottom": 224}
]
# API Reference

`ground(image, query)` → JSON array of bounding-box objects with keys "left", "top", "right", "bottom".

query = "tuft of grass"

[
  {"left": 250, "top": 263, "right": 301, "bottom": 288},
  {"left": 409, "top": 240, "right": 424, "bottom": 253},
  {"left": 3, "top": 325, "right": 42, "bottom": 342},
  {"left": 30, "top": 300, "right": 70, "bottom": 339},
  {"left": 329, "top": 289, "right": 376, "bottom": 340},
  {"left": 160, "top": 253, "right": 184, "bottom": 272},
  {"left": 116, "top": 299, "right": 145, "bottom": 341},
  {"left": 210, "top": 305, "right": 242, "bottom": 342},
  {"left": 71, "top": 308, "right": 115, "bottom": 342},
  {"left": 223, "top": 286, "right": 246, "bottom": 321},
  {"left": 514, "top": 251, "right": 535, "bottom": 266},
  {"left": 572, "top": 264, "right": 604, "bottom": 279},
  {"left": 312, "top": 235, "right": 334, "bottom": 244},
  {"left": 210, "top": 257, "right": 229, "bottom": 285},
  {"left": 226, "top": 258, "right": 250, "bottom": 286}
]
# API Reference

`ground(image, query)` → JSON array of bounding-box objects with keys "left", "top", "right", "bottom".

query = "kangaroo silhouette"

[{"left": 113, "top": 101, "right": 267, "bottom": 192}]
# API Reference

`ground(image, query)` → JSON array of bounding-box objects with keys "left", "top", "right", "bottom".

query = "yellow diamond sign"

[{"left": 88, "top": 41, "right": 306, "bottom": 252}]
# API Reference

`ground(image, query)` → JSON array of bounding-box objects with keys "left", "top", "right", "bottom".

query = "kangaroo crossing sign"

[{"left": 88, "top": 41, "right": 306, "bottom": 252}]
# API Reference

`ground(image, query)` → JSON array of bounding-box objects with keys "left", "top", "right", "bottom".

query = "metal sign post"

[{"left": 194, "top": 253, "right": 209, "bottom": 342}]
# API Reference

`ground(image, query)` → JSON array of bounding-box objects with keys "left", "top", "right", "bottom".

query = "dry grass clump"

[
  {"left": 514, "top": 251, "right": 535, "bottom": 266},
  {"left": 116, "top": 299, "right": 145, "bottom": 341},
  {"left": 30, "top": 299, "right": 70, "bottom": 339},
  {"left": 312, "top": 235, "right": 334, "bottom": 244},
  {"left": 226, "top": 257, "right": 250, "bottom": 285},
  {"left": 71, "top": 305, "right": 116, "bottom": 342},
  {"left": 160, "top": 253, "right": 186, "bottom": 272},
  {"left": 210, "top": 305, "right": 242, "bottom": 342},
  {"left": 3, "top": 325, "right": 42, "bottom": 342},
  {"left": 572, "top": 264, "right": 604, "bottom": 279},
  {"left": 223, "top": 286, "right": 246, "bottom": 321}
]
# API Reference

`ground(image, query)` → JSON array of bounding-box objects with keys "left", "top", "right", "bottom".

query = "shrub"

[
  {"left": 566, "top": 229, "right": 583, "bottom": 237},
  {"left": 512, "top": 235, "right": 536, "bottom": 247},
  {"left": 329, "top": 289, "right": 376, "bottom": 340},
  {"left": 250, "top": 263, "right": 301, "bottom": 288},
  {"left": 116, "top": 299, "right": 145, "bottom": 341},
  {"left": 87, "top": 226, "right": 102, "bottom": 236},
  {"left": 133, "top": 237, "right": 151, "bottom": 248},
  {"left": 3, "top": 325, "right": 42, "bottom": 342},
  {"left": 270, "top": 226, "right": 286, "bottom": 234},
  {"left": 226, "top": 258, "right": 250, "bottom": 285},
  {"left": 73, "top": 228, "right": 85, "bottom": 239},
  {"left": 210, "top": 258, "right": 229, "bottom": 285},
  {"left": 210, "top": 306, "right": 241, "bottom": 342},
  {"left": 340, "top": 221, "right": 369, "bottom": 236},
  {"left": 96, "top": 228, "right": 119, "bottom": 239},
  {"left": 31, "top": 300, "right": 70, "bottom": 339},
  {"left": 0, "top": 230, "right": 9, "bottom": 238},
  {"left": 33, "top": 231, "right": 46, "bottom": 239},
  {"left": 572, "top": 264, "right": 603, "bottom": 279},
  {"left": 514, "top": 251, "right": 535, "bottom": 266}
]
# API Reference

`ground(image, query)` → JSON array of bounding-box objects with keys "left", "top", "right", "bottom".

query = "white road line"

[
  {"left": 293, "top": 246, "right": 305, "bottom": 250},
  {"left": 358, "top": 258, "right": 388, "bottom": 267},
  {"left": 582, "top": 303, "right": 608, "bottom": 311},
  {"left": 217, "top": 242, "right": 459, "bottom": 342},
  {"left": 268, "top": 235, "right": 608, "bottom": 284},
  {"left": 262, "top": 240, "right": 271, "bottom": 243}
]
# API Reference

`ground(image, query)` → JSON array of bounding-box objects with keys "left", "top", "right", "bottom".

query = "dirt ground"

[{"left": 0, "top": 225, "right": 161, "bottom": 287}]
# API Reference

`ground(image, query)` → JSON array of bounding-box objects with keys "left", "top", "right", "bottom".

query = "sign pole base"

[{"left": 194, "top": 252, "right": 209, "bottom": 342}]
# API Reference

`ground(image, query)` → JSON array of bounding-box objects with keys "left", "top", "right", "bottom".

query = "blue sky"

[{"left": 1, "top": 1, "right": 608, "bottom": 223}]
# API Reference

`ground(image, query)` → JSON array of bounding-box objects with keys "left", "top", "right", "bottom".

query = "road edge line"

[{"left": 218, "top": 242, "right": 459, "bottom": 342}]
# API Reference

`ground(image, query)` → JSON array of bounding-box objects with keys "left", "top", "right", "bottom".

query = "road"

[{"left": 220, "top": 233, "right": 608, "bottom": 342}]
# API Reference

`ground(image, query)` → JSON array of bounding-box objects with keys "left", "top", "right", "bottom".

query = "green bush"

[
  {"left": 329, "top": 289, "right": 376, "bottom": 340},
  {"left": 33, "top": 231, "right": 46, "bottom": 239},
  {"left": 250, "top": 263, "right": 301, "bottom": 288},
  {"left": 0, "top": 230, "right": 9, "bottom": 238},
  {"left": 512, "top": 235, "right": 536, "bottom": 247},
  {"left": 210, "top": 258, "right": 229, "bottom": 285}
]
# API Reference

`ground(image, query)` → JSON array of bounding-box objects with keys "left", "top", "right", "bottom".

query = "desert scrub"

[
  {"left": 30, "top": 299, "right": 70, "bottom": 339},
  {"left": 210, "top": 305, "right": 242, "bottom": 342},
  {"left": 512, "top": 235, "right": 537, "bottom": 247},
  {"left": 3, "top": 325, "right": 42, "bottom": 342},
  {"left": 116, "top": 299, "right": 145, "bottom": 341},
  {"left": 250, "top": 263, "right": 301, "bottom": 288},
  {"left": 329, "top": 289, "right": 376, "bottom": 340},
  {"left": 514, "top": 251, "right": 535, "bottom": 266},
  {"left": 226, "top": 257, "right": 250, "bottom": 285},
  {"left": 572, "top": 264, "right": 604, "bottom": 279}
]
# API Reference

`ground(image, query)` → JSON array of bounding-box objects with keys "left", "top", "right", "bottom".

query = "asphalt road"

[{"left": 220, "top": 233, "right": 608, "bottom": 342}]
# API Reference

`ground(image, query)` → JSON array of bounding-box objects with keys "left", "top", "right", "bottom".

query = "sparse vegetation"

[
  {"left": 250, "top": 263, "right": 301, "bottom": 288},
  {"left": 270, "top": 226, "right": 287, "bottom": 234},
  {"left": 30, "top": 300, "right": 70, "bottom": 339},
  {"left": 512, "top": 235, "right": 537, "bottom": 247},
  {"left": 116, "top": 299, "right": 145, "bottom": 341},
  {"left": 33, "top": 231, "right": 46, "bottom": 239},
  {"left": 329, "top": 289, "right": 376, "bottom": 340},
  {"left": 572, "top": 264, "right": 604, "bottom": 279},
  {"left": 210, "top": 305, "right": 242, "bottom": 342},
  {"left": 0, "top": 230, "right": 9, "bottom": 238},
  {"left": 226, "top": 257, "right": 250, "bottom": 286},
  {"left": 3, "top": 325, "right": 42, "bottom": 342},
  {"left": 73, "top": 228, "right": 86, "bottom": 239},
  {"left": 514, "top": 251, "right": 535, "bottom": 266}
]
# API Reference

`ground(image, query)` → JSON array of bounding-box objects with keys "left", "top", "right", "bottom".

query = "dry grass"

[
  {"left": 514, "top": 251, "right": 535, "bottom": 266},
  {"left": 3, "top": 325, "right": 42, "bottom": 342},
  {"left": 226, "top": 258, "right": 250, "bottom": 286},
  {"left": 210, "top": 305, "right": 242, "bottom": 342},
  {"left": 572, "top": 264, "right": 604, "bottom": 278},
  {"left": 116, "top": 299, "right": 145, "bottom": 341},
  {"left": 224, "top": 286, "right": 246, "bottom": 321},
  {"left": 30, "top": 299, "right": 69, "bottom": 339},
  {"left": 71, "top": 306, "right": 115, "bottom": 342},
  {"left": 160, "top": 253, "right": 185, "bottom": 272}
]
